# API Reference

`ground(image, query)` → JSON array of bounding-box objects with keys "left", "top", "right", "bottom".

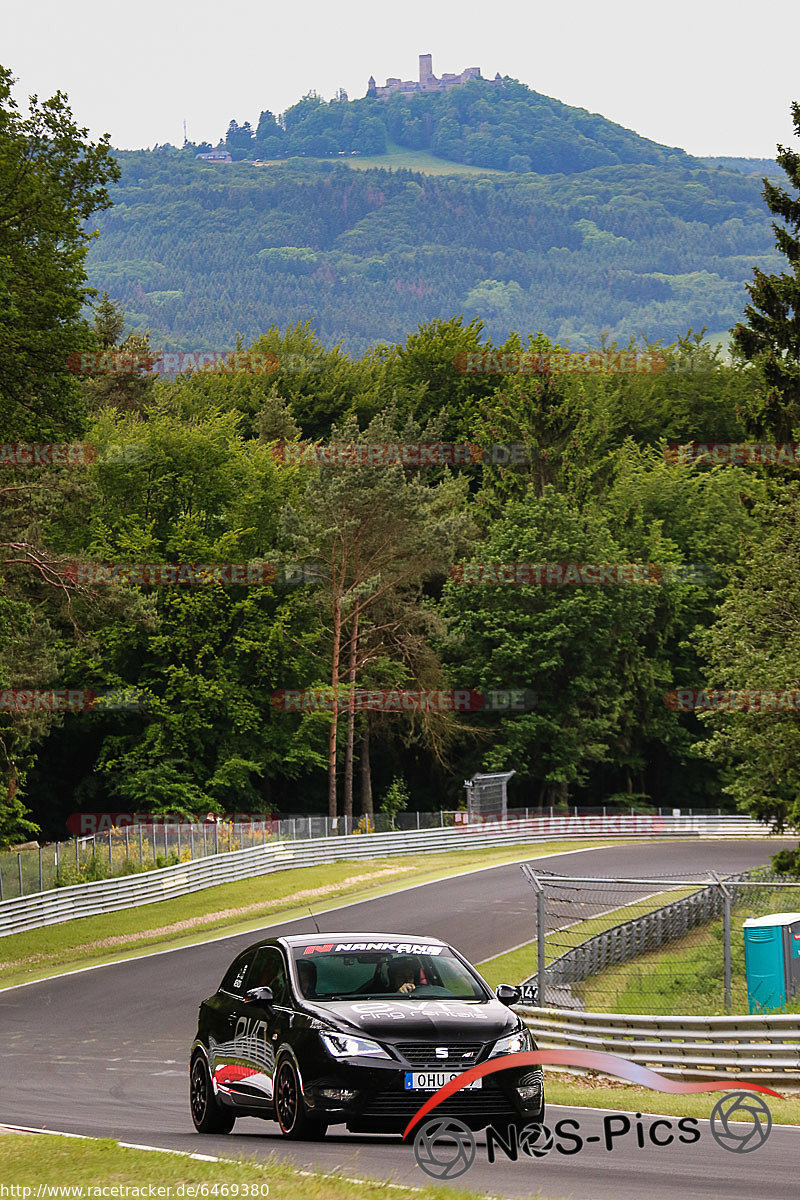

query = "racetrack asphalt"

[{"left": 0, "top": 838, "right": 796, "bottom": 1200}]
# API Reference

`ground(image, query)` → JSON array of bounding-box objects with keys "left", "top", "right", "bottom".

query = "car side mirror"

[
  {"left": 495, "top": 984, "right": 522, "bottom": 1006},
  {"left": 245, "top": 986, "right": 274, "bottom": 1006}
]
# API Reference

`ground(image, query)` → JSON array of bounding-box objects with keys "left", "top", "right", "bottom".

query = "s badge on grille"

[{"left": 435, "top": 1047, "right": 448, "bottom": 1059}]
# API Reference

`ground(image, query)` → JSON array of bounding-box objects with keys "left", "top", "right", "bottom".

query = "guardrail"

[
  {"left": 0, "top": 813, "right": 781, "bottom": 939},
  {"left": 520, "top": 1006, "right": 800, "bottom": 1083}
]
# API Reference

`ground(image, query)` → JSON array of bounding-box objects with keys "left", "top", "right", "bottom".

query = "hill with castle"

[
  {"left": 94, "top": 61, "right": 781, "bottom": 357},
  {"left": 366, "top": 53, "right": 499, "bottom": 98},
  {"left": 213, "top": 57, "right": 692, "bottom": 174}
]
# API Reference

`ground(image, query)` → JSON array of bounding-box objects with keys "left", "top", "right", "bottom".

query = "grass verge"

[
  {"left": 0, "top": 839, "right": 626, "bottom": 991},
  {"left": 0, "top": 1131, "right": 567, "bottom": 1200},
  {"left": 546, "top": 1076, "right": 800, "bottom": 1123}
]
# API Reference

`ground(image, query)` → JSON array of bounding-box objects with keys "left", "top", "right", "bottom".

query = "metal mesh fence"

[
  {"left": 0, "top": 810, "right": 469, "bottom": 900},
  {"left": 520, "top": 870, "right": 800, "bottom": 1016}
]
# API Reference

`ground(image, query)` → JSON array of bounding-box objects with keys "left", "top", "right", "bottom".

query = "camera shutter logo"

[
  {"left": 518, "top": 1122, "right": 554, "bottom": 1158},
  {"left": 413, "top": 1117, "right": 476, "bottom": 1179},
  {"left": 710, "top": 1092, "right": 772, "bottom": 1153}
]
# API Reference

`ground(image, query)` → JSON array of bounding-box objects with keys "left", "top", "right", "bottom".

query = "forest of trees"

[
  {"left": 4, "top": 65, "right": 800, "bottom": 868},
  {"left": 86, "top": 151, "right": 781, "bottom": 357}
]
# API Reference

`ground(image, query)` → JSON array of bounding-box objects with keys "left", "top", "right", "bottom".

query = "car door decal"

[{"left": 209, "top": 1016, "right": 276, "bottom": 1099}]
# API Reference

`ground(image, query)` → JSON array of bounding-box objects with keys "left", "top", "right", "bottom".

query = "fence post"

[
  {"left": 537, "top": 887, "right": 546, "bottom": 1006},
  {"left": 416, "top": 812, "right": 421, "bottom": 830},
  {"left": 520, "top": 865, "right": 546, "bottom": 1006},
  {"left": 108, "top": 830, "right": 113, "bottom": 867},
  {"left": 0, "top": 865, "right": 3, "bottom": 901},
  {"left": 214, "top": 823, "right": 219, "bottom": 856},
  {"left": 190, "top": 826, "right": 195, "bottom": 860},
  {"left": 723, "top": 892, "right": 732, "bottom": 1012},
  {"left": 138, "top": 825, "right": 144, "bottom": 865},
  {"left": 75, "top": 837, "right": 79, "bottom": 868},
  {"left": 38, "top": 846, "right": 43, "bottom": 892},
  {"left": 712, "top": 873, "right": 732, "bottom": 1013},
  {"left": 18, "top": 853, "right": 23, "bottom": 897},
  {"left": 440, "top": 810, "right": 444, "bottom": 827},
  {"left": 125, "top": 827, "right": 130, "bottom": 860}
]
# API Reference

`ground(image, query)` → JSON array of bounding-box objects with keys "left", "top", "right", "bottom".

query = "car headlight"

[
  {"left": 320, "top": 1032, "right": 392, "bottom": 1059},
  {"left": 489, "top": 1027, "right": 532, "bottom": 1057}
]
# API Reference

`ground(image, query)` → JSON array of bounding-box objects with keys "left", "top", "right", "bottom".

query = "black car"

[{"left": 190, "top": 932, "right": 545, "bottom": 1139}]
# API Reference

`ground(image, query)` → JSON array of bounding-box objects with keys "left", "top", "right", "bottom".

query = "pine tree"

[{"left": 733, "top": 101, "right": 800, "bottom": 440}]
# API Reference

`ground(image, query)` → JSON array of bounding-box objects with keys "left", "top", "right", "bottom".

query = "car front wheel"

[
  {"left": 274, "top": 1057, "right": 327, "bottom": 1140},
  {"left": 190, "top": 1054, "right": 236, "bottom": 1134}
]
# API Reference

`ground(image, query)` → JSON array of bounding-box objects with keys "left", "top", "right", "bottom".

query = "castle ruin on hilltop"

[{"left": 367, "top": 54, "right": 500, "bottom": 99}]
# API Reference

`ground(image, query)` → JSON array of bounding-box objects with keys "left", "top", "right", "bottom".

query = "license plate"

[{"left": 404, "top": 1071, "right": 482, "bottom": 1091}]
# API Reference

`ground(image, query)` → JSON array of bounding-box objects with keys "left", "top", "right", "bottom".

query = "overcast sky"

[{"left": 3, "top": 0, "right": 798, "bottom": 158}]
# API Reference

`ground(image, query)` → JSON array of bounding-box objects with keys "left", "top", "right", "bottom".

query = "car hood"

[{"left": 304, "top": 997, "right": 518, "bottom": 1043}]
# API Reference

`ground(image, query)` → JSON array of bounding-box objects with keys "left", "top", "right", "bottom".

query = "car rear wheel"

[
  {"left": 190, "top": 1054, "right": 236, "bottom": 1134},
  {"left": 274, "top": 1057, "right": 327, "bottom": 1140}
]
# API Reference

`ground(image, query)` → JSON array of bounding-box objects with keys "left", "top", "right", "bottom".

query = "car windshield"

[{"left": 291, "top": 941, "right": 488, "bottom": 1001}]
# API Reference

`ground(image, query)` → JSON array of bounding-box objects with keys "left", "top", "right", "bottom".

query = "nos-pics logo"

[{"left": 405, "top": 1051, "right": 778, "bottom": 1180}]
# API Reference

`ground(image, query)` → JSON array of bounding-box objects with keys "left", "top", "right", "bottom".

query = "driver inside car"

[
  {"left": 296, "top": 959, "right": 318, "bottom": 998},
  {"left": 386, "top": 956, "right": 418, "bottom": 994}
]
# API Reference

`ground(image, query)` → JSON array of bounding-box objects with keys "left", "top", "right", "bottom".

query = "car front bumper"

[{"left": 303, "top": 1058, "right": 545, "bottom": 1132}]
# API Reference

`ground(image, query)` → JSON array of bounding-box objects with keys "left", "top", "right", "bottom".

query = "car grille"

[
  {"left": 367, "top": 1085, "right": 518, "bottom": 1121},
  {"left": 394, "top": 1042, "right": 485, "bottom": 1069}
]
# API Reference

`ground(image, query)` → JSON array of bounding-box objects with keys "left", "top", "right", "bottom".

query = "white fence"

[
  {"left": 520, "top": 1006, "right": 800, "bottom": 1083},
  {"left": 0, "top": 812, "right": 781, "bottom": 939}
]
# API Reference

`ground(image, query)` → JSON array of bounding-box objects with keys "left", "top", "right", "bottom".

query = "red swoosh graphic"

[{"left": 401, "top": 1050, "right": 784, "bottom": 1140}]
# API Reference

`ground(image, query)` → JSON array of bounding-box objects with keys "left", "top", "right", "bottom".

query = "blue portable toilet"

[{"left": 743, "top": 912, "right": 800, "bottom": 1013}]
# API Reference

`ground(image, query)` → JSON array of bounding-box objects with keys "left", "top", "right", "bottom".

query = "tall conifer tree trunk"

[
  {"left": 360, "top": 716, "right": 374, "bottom": 825},
  {"left": 342, "top": 612, "right": 359, "bottom": 824}
]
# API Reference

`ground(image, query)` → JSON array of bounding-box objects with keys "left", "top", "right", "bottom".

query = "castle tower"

[{"left": 419, "top": 53, "right": 433, "bottom": 84}]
